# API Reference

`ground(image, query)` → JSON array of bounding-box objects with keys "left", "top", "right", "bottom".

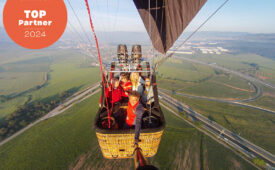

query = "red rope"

[
  {"left": 84, "top": 0, "right": 111, "bottom": 128},
  {"left": 110, "top": 70, "right": 114, "bottom": 115}
]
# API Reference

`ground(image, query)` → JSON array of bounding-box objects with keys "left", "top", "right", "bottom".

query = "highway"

[
  {"left": 159, "top": 91, "right": 275, "bottom": 168},
  {"left": 0, "top": 83, "right": 100, "bottom": 147},
  {"left": 159, "top": 88, "right": 275, "bottom": 115}
]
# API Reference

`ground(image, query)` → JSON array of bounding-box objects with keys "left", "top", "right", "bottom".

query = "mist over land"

[{"left": 2, "top": 27, "right": 274, "bottom": 60}]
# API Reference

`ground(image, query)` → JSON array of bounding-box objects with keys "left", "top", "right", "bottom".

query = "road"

[
  {"left": 159, "top": 88, "right": 275, "bottom": 115},
  {"left": 159, "top": 91, "right": 275, "bottom": 168},
  {"left": 176, "top": 56, "right": 275, "bottom": 90},
  {"left": 0, "top": 83, "right": 100, "bottom": 147}
]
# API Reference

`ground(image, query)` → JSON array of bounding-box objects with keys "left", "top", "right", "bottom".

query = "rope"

[
  {"left": 84, "top": 0, "right": 111, "bottom": 128},
  {"left": 154, "top": 0, "right": 230, "bottom": 70},
  {"left": 66, "top": 0, "right": 93, "bottom": 44}
]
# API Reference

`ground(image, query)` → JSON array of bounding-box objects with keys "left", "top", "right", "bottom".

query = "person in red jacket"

[
  {"left": 120, "top": 73, "right": 132, "bottom": 97},
  {"left": 106, "top": 77, "right": 124, "bottom": 128},
  {"left": 106, "top": 77, "right": 122, "bottom": 104},
  {"left": 124, "top": 91, "right": 144, "bottom": 145}
]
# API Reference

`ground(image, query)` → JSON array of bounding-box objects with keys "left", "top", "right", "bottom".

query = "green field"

[
  {"left": 157, "top": 58, "right": 214, "bottom": 82},
  {"left": 157, "top": 53, "right": 275, "bottom": 156},
  {"left": 0, "top": 56, "right": 51, "bottom": 96},
  {"left": 174, "top": 95, "right": 275, "bottom": 154},
  {"left": 249, "top": 86, "right": 275, "bottom": 110},
  {"left": 0, "top": 72, "right": 47, "bottom": 96},
  {"left": 0, "top": 93, "right": 256, "bottom": 170},
  {"left": 0, "top": 49, "right": 100, "bottom": 119},
  {"left": 182, "top": 53, "right": 275, "bottom": 85},
  {"left": 157, "top": 59, "right": 254, "bottom": 99},
  {"left": 28, "top": 51, "right": 100, "bottom": 101}
]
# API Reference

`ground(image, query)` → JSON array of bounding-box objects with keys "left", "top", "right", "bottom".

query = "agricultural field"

[
  {"left": 249, "top": 86, "right": 275, "bottom": 110},
  {"left": 0, "top": 96, "right": 28, "bottom": 120},
  {"left": 0, "top": 93, "right": 256, "bottom": 170},
  {"left": 0, "top": 57, "right": 51, "bottom": 96},
  {"left": 158, "top": 53, "right": 275, "bottom": 154},
  {"left": 174, "top": 95, "right": 275, "bottom": 154},
  {"left": 28, "top": 51, "right": 100, "bottom": 101},
  {"left": 157, "top": 59, "right": 254, "bottom": 99},
  {"left": 182, "top": 53, "right": 275, "bottom": 85},
  {"left": 0, "top": 49, "right": 100, "bottom": 119}
]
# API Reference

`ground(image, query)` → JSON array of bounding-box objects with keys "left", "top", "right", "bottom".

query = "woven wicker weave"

[{"left": 96, "top": 130, "right": 164, "bottom": 159}]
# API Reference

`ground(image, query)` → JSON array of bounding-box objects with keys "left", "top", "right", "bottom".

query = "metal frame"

[{"left": 107, "top": 58, "right": 153, "bottom": 75}]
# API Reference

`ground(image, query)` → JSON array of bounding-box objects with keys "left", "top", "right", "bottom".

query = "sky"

[{"left": 1, "top": 0, "right": 275, "bottom": 35}]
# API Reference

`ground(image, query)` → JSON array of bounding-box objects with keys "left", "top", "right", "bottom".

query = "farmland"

[
  {"left": 0, "top": 49, "right": 100, "bottom": 119},
  {"left": 0, "top": 93, "right": 256, "bottom": 170},
  {"left": 174, "top": 95, "right": 275, "bottom": 154},
  {"left": 157, "top": 58, "right": 254, "bottom": 99},
  {"left": 157, "top": 53, "right": 275, "bottom": 155}
]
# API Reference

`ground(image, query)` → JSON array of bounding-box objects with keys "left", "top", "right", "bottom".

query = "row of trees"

[{"left": 0, "top": 90, "right": 73, "bottom": 141}]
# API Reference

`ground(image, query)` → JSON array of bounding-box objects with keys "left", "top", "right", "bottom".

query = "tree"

[
  {"left": 19, "top": 120, "right": 27, "bottom": 127},
  {"left": 0, "top": 128, "right": 7, "bottom": 136},
  {"left": 253, "top": 158, "right": 266, "bottom": 167},
  {"left": 8, "top": 120, "right": 15, "bottom": 128}
]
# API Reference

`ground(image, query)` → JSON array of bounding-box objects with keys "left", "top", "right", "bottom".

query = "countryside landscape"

[
  {"left": 1, "top": 0, "right": 275, "bottom": 169},
  {"left": 0, "top": 30, "right": 274, "bottom": 170}
]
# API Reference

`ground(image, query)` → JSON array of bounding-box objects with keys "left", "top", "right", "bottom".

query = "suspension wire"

[
  {"left": 154, "top": 0, "right": 230, "bottom": 70},
  {"left": 106, "top": 0, "right": 112, "bottom": 60},
  {"left": 67, "top": 21, "right": 84, "bottom": 49},
  {"left": 150, "top": 0, "right": 154, "bottom": 124},
  {"left": 66, "top": 6, "right": 95, "bottom": 59},
  {"left": 148, "top": 0, "right": 165, "bottom": 73},
  {"left": 67, "top": 24, "right": 90, "bottom": 61},
  {"left": 84, "top": 0, "right": 111, "bottom": 128},
  {"left": 113, "top": 0, "right": 120, "bottom": 34},
  {"left": 68, "top": 20, "right": 96, "bottom": 58},
  {"left": 68, "top": 20, "right": 86, "bottom": 44},
  {"left": 66, "top": 0, "right": 94, "bottom": 44},
  {"left": 149, "top": 0, "right": 160, "bottom": 125}
]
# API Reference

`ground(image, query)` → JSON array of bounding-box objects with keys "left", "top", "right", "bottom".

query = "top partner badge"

[{"left": 18, "top": 10, "right": 53, "bottom": 26}]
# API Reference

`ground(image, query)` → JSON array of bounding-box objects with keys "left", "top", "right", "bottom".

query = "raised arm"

[{"left": 134, "top": 104, "right": 144, "bottom": 140}]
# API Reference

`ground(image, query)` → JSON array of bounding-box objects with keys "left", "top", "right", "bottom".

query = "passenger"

[
  {"left": 106, "top": 77, "right": 122, "bottom": 104},
  {"left": 106, "top": 77, "right": 124, "bottom": 127},
  {"left": 120, "top": 73, "right": 132, "bottom": 97},
  {"left": 142, "top": 77, "right": 154, "bottom": 106},
  {"left": 124, "top": 91, "right": 144, "bottom": 145},
  {"left": 136, "top": 65, "right": 144, "bottom": 78},
  {"left": 130, "top": 72, "right": 145, "bottom": 96}
]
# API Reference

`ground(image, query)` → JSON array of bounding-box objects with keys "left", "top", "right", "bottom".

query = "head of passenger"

[
  {"left": 113, "top": 77, "right": 120, "bottom": 89},
  {"left": 130, "top": 72, "right": 139, "bottom": 86},
  {"left": 128, "top": 91, "right": 140, "bottom": 106},
  {"left": 145, "top": 77, "right": 150, "bottom": 89},
  {"left": 137, "top": 66, "right": 143, "bottom": 76},
  {"left": 120, "top": 73, "right": 128, "bottom": 83}
]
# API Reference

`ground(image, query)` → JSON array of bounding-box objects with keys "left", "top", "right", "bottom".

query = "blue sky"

[{"left": 1, "top": 0, "right": 275, "bottom": 34}]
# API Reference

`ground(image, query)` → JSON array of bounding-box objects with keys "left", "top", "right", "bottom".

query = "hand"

[{"left": 133, "top": 139, "right": 139, "bottom": 147}]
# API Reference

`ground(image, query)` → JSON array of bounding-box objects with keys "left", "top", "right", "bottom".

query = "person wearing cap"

[{"left": 124, "top": 91, "right": 144, "bottom": 145}]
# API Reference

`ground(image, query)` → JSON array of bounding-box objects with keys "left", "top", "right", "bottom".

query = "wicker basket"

[{"left": 96, "top": 130, "right": 164, "bottom": 159}]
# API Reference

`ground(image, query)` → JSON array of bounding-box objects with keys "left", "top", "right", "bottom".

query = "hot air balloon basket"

[{"left": 96, "top": 130, "right": 164, "bottom": 159}]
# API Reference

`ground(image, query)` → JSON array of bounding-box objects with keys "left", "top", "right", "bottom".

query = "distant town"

[{"left": 168, "top": 42, "right": 229, "bottom": 55}]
